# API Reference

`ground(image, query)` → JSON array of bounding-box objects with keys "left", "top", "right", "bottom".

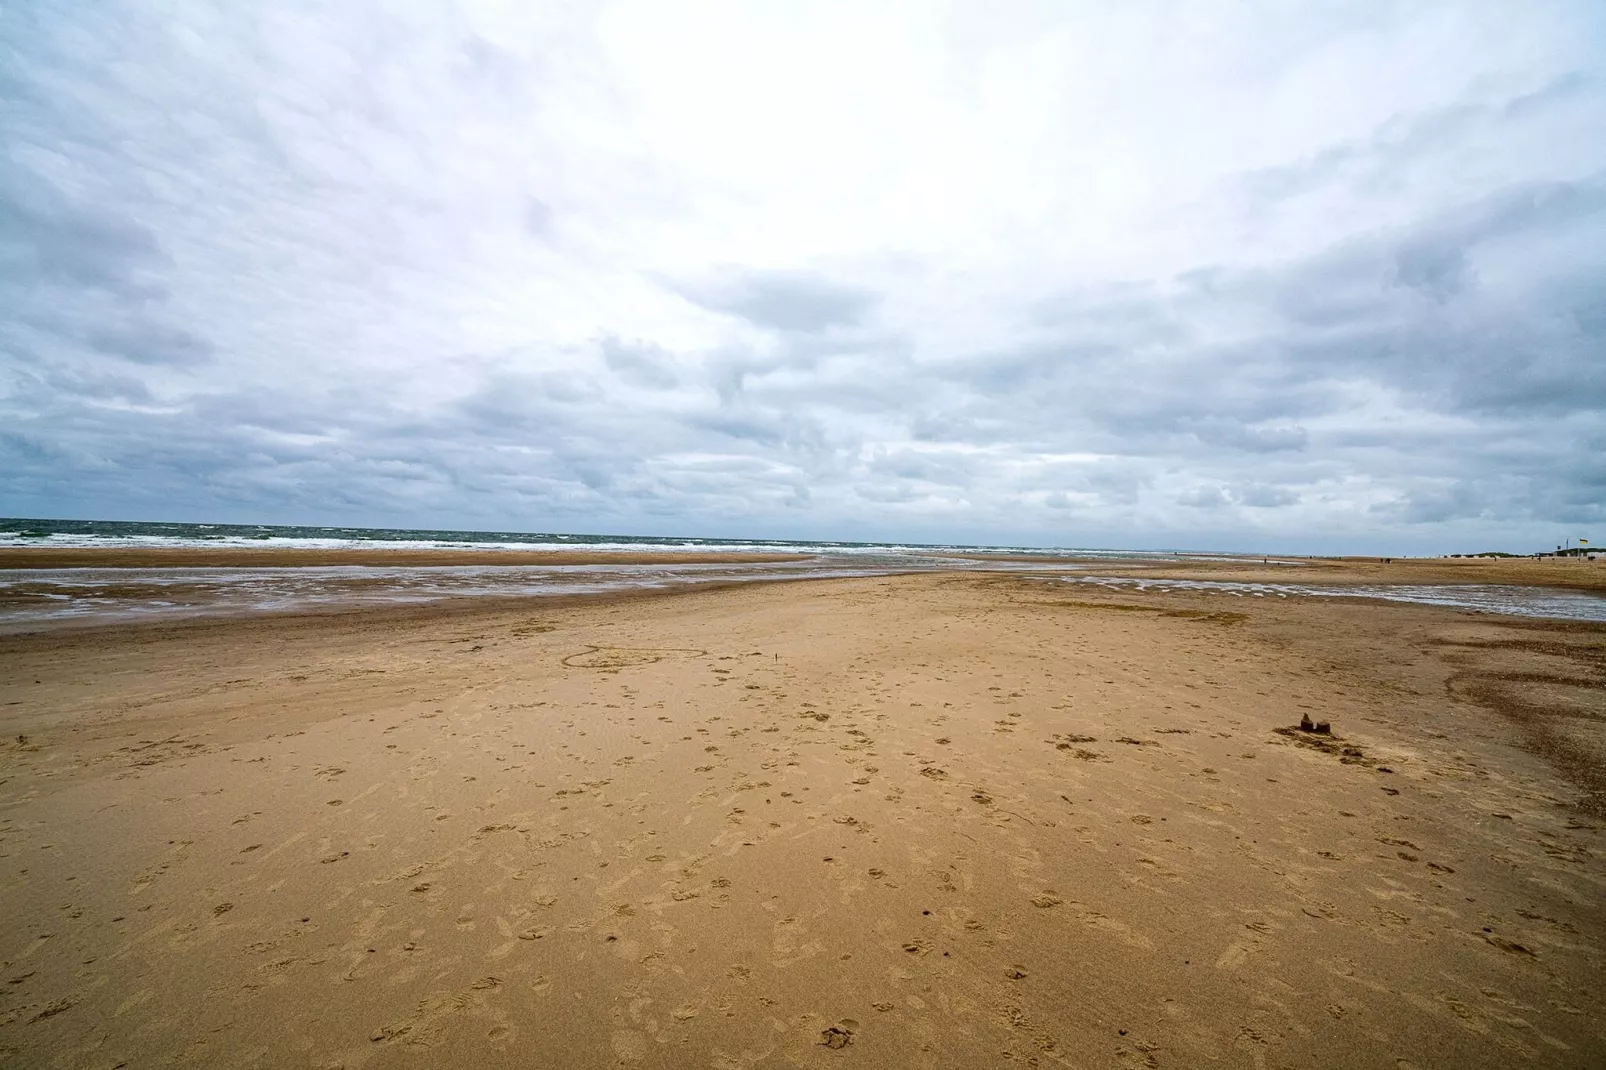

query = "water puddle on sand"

[
  {"left": 1062, "top": 575, "right": 1606, "bottom": 623},
  {"left": 0, "top": 556, "right": 1080, "bottom": 631}
]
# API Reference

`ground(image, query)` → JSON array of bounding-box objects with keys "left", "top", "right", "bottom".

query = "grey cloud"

[
  {"left": 1178, "top": 487, "right": 1231, "bottom": 509},
  {"left": 457, "top": 34, "right": 529, "bottom": 98},
  {"left": 523, "top": 196, "right": 554, "bottom": 238},
  {"left": 855, "top": 483, "right": 927, "bottom": 504},
  {"left": 600, "top": 336, "right": 678, "bottom": 389},
  {"left": 1232, "top": 484, "right": 1299, "bottom": 508},
  {"left": 1370, "top": 482, "right": 1491, "bottom": 524},
  {"left": 1079, "top": 462, "right": 1155, "bottom": 506},
  {"left": 689, "top": 402, "right": 831, "bottom": 456},
  {"left": 0, "top": 430, "right": 63, "bottom": 464},
  {"left": 1176, "top": 484, "right": 1298, "bottom": 510},
  {"left": 868, "top": 449, "right": 978, "bottom": 485},
  {"left": 909, "top": 411, "right": 1014, "bottom": 445},
  {"left": 458, "top": 369, "right": 606, "bottom": 426},
  {"left": 1256, "top": 182, "right": 1606, "bottom": 414},
  {"left": 88, "top": 322, "right": 214, "bottom": 366},
  {"left": 691, "top": 414, "right": 785, "bottom": 447},
  {"left": 1236, "top": 74, "right": 1602, "bottom": 208},
  {"left": 46, "top": 366, "right": 155, "bottom": 404},
  {"left": 678, "top": 269, "right": 878, "bottom": 333},
  {"left": 1188, "top": 421, "right": 1309, "bottom": 453},
  {"left": 991, "top": 179, "right": 1606, "bottom": 436},
  {"left": 1391, "top": 241, "right": 1472, "bottom": 301},
  {"left": 0, "top": 172, "right": 165, "bottom": 295}
]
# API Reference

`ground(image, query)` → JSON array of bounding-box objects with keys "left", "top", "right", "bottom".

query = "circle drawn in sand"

[{"left": 562, "top": 646, "right": 705, "bottom": 669}]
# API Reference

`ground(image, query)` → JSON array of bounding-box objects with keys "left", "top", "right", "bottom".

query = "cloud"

[
  {"left": 600, "top": 336, "right": 679, "bottom": 389},
  {"left": 0, "top": 173, "right": 165, "bottom": 295},
  {"left": 1233, "top": 484, "right": 1300, "bottom": 509},
  {"left": 1178, "top": 487, "right": 1231, "bottom": 510},
  {"left": 87, "top": 322, "right": 214, "bottom": 366},
  {"left": 676, "top": 269, "right": 878, "bottom": 333},
  {"left": 2, "top": 1, "right": 1605, "bottom": 552},
  {"left": 1188, "top": 421, "right": 1310, "bottom": 454}
]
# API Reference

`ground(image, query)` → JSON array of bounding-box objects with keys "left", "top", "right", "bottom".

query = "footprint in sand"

[{"left": 611, "top": 1030, "right": 651, "bottom": 1062}]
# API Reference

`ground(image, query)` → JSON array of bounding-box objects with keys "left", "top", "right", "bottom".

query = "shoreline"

[
  {"left": 1068, "top": 553, "right": 1606, "bottom": 592},
  {"left": 4, "top": 550, "right": 1605, "bottom": 636},
  {"left": 3, "top": 544, "right": 1600, "bottom": 587}
]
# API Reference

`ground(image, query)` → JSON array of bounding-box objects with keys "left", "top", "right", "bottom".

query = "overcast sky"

[{"left": 3, "top": 2, "right": 1604, "bottom": 552}]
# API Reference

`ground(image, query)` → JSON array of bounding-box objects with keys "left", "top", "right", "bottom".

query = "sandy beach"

[{"left": 2, "top": 566, "right": 1603, "bottom": 1068}]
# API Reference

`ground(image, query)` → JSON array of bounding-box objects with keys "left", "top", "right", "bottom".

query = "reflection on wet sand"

[{"left": 1061, "top": 575, "right": 1606, "bottom": 622}]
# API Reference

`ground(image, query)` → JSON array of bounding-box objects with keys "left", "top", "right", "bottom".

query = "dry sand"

[{"left": 2, "top": 570, "right": 1603, "bottom": 1068}]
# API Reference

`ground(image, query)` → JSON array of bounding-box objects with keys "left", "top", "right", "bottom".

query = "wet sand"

[
  {"left": 1084, "top": 554, "right": 1606, "bottom": 593},
  {"left": 1, "top": 572, "right": 1603, "bottom": 1067}
]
